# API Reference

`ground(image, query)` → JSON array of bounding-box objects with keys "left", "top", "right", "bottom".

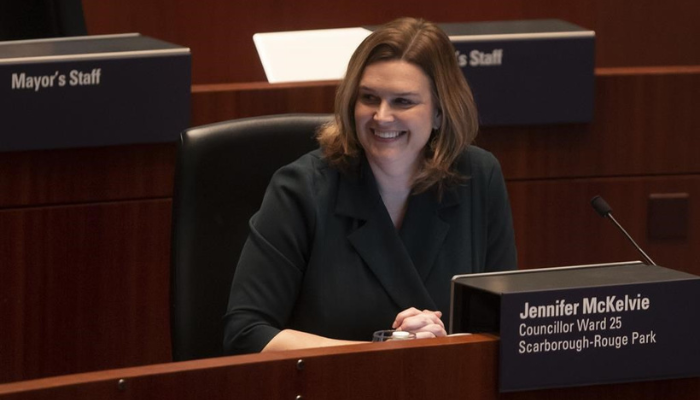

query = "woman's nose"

[{"left": 373, "top": 101, "right": 394, "bottom": 123}]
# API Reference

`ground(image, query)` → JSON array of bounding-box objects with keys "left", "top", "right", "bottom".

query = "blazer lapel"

[
  {"left": 401, "top": 150, "right": 471, "bottom": 282},
  {"left": 399, "top": 188, "right": 456, "bottom": 282},
  {"left": 335, "top": 164, "right": 438, "bottom": 311}
]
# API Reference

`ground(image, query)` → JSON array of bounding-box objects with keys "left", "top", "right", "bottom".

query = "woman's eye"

[
  {"left": 360, "top": 94, "right": 378, "bottom": 103},
  {"left": 395, "top": 98, "right": 414, "bottom": 106}
]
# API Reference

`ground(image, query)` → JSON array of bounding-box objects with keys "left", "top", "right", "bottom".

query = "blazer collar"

[{"left": 334, "top": 158, "right": 463, "bottom": 312}]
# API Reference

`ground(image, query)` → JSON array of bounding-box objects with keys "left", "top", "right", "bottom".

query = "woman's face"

[{"left": 354, "top": 60, "right": 438, "bottom": 174}]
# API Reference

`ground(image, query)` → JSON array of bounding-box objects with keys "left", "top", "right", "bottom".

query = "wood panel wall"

[
  {"left": 81, "top": 0, "right": 700, "bottom": 83},
  {"left": 0, "top": 145, "right": 175, "bottom": 383},
  {"left": 1, "top": 0, "right": 698, "bottom": 385}
]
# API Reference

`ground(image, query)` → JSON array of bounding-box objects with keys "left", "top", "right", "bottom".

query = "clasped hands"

[{"left": 392, "top": 307, "right": 447, "bottom": 339}]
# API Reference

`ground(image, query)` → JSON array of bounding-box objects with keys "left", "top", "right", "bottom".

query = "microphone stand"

[{"left": 590, "top": 195, "right": 657, "bottom": 266}]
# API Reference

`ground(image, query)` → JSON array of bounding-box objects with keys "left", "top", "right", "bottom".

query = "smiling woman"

[
  {"left": 354, "top": 60, "right": 438, "bottom": 227},
  {"left": 223, "top": 17, "right": 517, "bottom": 355},
  {"left": 318, "top": 17, "right": 478, "bottom": 196}
]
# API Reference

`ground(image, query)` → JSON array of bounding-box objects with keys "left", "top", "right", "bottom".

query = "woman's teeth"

[{"left": 374, "top": 130, "right": 403, "bottom": 139}]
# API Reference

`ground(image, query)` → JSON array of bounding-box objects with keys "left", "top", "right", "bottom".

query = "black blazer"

[{"left": 223, "top": 146, "right": 517, "bottom": 354}]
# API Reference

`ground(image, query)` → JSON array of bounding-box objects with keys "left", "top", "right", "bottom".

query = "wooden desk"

[{"left": 0, "top": 335, "right": 697, "bottom": 400}]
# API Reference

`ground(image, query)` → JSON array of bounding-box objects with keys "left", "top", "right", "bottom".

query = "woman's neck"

[{"left": 368, "top": 160, "right": 417, "bottom": 229}]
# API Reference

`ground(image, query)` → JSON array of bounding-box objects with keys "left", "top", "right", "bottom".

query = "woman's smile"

[{"left": 372, "top": 129, "right": 406, "bottom": 139}]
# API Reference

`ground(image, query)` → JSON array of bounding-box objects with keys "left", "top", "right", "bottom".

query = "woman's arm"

[
  {"left": 224, "top": 156, "right": 321, "bottom": 355},
  {"left": 264, "top": 305, "right": 448, "bottom": 351},
  {"left": 262, "top": 329, "right": 363, "bottom": 352}
]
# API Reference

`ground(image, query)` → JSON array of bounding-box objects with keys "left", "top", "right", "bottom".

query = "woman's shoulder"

[
  {"left": 276, "top": 149, "right": 332, "bottom": 178},
  {"left": 456, "top": 145, "right": 502, "bottom": 177},
  {"left": 269, "top": 149, "right": 338, "bottom": 194}
]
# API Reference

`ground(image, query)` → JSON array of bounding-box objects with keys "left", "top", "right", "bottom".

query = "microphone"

[{"left": 590, "top": 195, "right": 657, "bottom": 266}]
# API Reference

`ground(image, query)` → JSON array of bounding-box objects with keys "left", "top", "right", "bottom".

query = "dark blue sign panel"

[
  {"left": 450, "top": 263, "right": 700, "bottom": 392},
  {"left": 500, "top": 280, "right": 700, "bottom": 391},
  {"left": 0, "top": 34, "right": 190, "bottom": 152},
  {"left": 453, "top": 37, "right": 594, "bottom": 126}
]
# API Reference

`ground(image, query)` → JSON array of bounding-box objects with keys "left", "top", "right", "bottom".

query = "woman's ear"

[{"left": 433, "top": 109, "right": 442, "bottom": 130}]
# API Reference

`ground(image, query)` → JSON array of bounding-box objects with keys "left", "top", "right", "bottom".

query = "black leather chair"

[{"left": 170, "top": 113, "right": 332, "bottom": 361}]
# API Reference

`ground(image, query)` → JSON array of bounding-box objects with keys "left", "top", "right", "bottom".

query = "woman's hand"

[{"left": 392, "top": 307, "right": 447, "bottom": 339}]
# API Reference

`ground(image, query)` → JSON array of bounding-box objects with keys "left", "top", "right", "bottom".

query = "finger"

[
  {"left": 393, "top": 308, "right": 445, "bottom": 329},
  {"left": 414, "top": 331, "right": 437, "bottom": 339},
  {"left": 398, "top": 313, "right": 445, "bottom": 332},
  {"left": 399, "top": 314, "right": 444, "bottom": 332},
  {"left": 413, "top": 322, "right": 447, "bottom": 336},
  {"left": 420, "top": 323, "right": 447, "bottom": 337},
  {"left": 392, "top": 307, "right": 421, "bottom": 329},
  {"left": 419, "top": 310, "right": 444, "bottom": 326},
  {"left": 415, "top": 311, "right": 445, "bottom": 327},
  {"left": 412, "top": 323, "right": 447, "bottom": 338},
  {"left": 423, "top": 309, "right": 443, "bottom": 318}
]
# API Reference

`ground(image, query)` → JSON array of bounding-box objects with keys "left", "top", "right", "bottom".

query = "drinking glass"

[{"left": 372, "top": 330, "right": 416, "bottom": 342}]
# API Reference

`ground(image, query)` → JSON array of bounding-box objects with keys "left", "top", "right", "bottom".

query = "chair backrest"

[{"left": 170, "top": 113, "right": 332, "bottom": 361}]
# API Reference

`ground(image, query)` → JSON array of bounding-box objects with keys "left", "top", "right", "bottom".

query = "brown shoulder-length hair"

[{"left": 317, "top": 17, "right": 478, "bottom": 195}]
